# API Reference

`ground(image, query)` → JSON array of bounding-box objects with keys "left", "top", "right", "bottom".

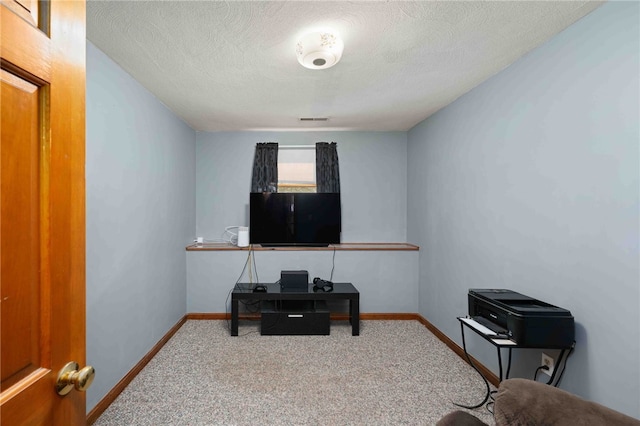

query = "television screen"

[{"left": 250, "top": 193, "right": 340, "bottom": 246}]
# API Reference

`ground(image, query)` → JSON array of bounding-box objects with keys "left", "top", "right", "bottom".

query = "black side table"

[{"left": 457, "top": 316, "right": 574, "bottom": 409}]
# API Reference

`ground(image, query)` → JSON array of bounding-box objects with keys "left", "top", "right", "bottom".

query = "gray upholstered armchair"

[{"left": 437, "top": 378, "right": 640, "bottom": 426}]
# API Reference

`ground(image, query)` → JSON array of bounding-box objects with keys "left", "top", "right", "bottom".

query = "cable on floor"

[{"left": 452, "top": 323, "right": 492, "bottom": 410}]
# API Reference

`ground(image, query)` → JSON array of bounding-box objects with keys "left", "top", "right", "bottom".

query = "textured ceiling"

[{"left": 86, "top": 1, "right": 604, "bottom": 132}]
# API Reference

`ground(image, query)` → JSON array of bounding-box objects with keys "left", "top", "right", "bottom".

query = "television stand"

[{"left": 230, "top": 282, "right": 360, "bottom": 336}]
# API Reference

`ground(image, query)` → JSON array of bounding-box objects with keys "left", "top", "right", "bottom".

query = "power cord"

[
  {"left": 309, "top": 245, "right": 337, "bottom": 292},
  {"left": 549, "top": 342, "right": 575, "bottom": 387},
  {"left": 225, "top": 245, "right": 261, "bottom": 335},
  {"left": 224, "top": 226, "right": 240, "bottom": 245},
  {"left": 329, "top": 243, "right": 336, "bottom": 282},
  {"left": 251, "top": 245, "right": 260, "bottom": 285},
  {"left": 534, "top": 365, "right": 550, "bottom": 381},
  {"left": 452, "top": 322, "right": 492, "bottom": 410},
  {"left": 486, "top": 389, "right": 498, "bottom": 414},
  {"left": 195, "top": 225, "right": 245, "bottom": 246},
  {"left": 531, "top": 342, "right": 575, "bottom": 386}
]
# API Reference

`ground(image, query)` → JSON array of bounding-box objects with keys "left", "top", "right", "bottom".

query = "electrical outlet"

[{"left": 541, "top": 353, "right": 555, "bottom": 376}]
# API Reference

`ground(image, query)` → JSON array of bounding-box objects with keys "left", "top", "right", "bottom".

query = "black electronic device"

[
  {"left": 468, "top": 289, "right": 575, "bottom": 348},
  {"left": 280, "top": 270, "right": 308, "bottom": 292},
  {"left": 249, "top": 192, "right": 341, "bottom": 247},
  {"left": 252, "top": 285, "right": 267, "bottom": 293},
  {"left": 313, "top": 277, "right": 333, "bottom": 292}
]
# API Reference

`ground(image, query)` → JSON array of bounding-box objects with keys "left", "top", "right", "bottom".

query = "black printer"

[{"left": 468, "top": 289, "right": 574, "bottom": 348}]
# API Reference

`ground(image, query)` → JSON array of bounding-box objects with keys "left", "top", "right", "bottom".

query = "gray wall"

[
  {"left": 86, "top": 42, "right": 196, "bottom": 413},
  {"left": 407, "top": 2, "right": 639, "bottom": 418},
  {"left": 85, "top": 1, "right": 640, "bottom": 418},
  {"left": 187, "top": 250, "right": 419, "bottom": 314},
  {"left": 192, "top": 130, "right": 414, "bottom": 317},
  {"left": 196, "top": 131, "right": 407, "bottom": 243}
]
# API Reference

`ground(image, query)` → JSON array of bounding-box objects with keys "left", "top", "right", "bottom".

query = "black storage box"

[{"left": 261, "top": 300, "right": 329, "bottom": 335}]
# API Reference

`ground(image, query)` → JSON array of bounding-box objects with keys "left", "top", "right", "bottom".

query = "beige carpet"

[{"left": 94, "top": 320, "right": 495, "bottom": 425}]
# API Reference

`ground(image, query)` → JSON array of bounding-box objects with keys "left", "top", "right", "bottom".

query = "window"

[{"left": 278, "top": 146, "right": 316, "bottom": 193}]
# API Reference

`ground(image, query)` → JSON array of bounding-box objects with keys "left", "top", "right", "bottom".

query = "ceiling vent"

[{"left": 299, "top": 117, "right": 329, "bottom": 122}]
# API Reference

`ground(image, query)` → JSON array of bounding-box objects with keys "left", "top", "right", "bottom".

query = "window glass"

[{"left": 278, "top": 147, "right": 316, "bottom": 193}]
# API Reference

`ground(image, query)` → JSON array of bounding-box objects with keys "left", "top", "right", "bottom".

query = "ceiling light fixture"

[{"left": 296, "top": 29, "right": 344, "bottom": 70}]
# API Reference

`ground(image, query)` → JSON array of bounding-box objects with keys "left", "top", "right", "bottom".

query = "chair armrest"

[
  {"left": 494, "top": 378, "right": 640, "bottom": 425},
  {"left": 436, "top": 410, "right": 489, "bottom": 426}
]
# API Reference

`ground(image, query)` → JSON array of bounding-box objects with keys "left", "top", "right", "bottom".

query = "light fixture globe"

[{"left": 296, "top": 30, "right": 344, "bottom": 70}]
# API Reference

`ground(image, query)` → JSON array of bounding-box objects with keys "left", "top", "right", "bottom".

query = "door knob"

[{"left": 56, "top": 361, "right": 95, "bottom": 395}]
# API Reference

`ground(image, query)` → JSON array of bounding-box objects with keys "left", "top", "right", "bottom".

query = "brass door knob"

[{"left": 56, "top": 361, "right": 95, "bottom": 395}]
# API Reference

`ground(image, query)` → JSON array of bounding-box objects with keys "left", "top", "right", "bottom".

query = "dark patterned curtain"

[
  {"left": 251, "top": 142, "right": 278, "bottom": 192},
  {"left": 315, "top": 142, "right": 340, "bottom": 193}
]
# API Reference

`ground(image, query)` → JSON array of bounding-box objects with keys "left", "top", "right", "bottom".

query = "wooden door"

[{"left": 1, "top": 0, "right": 87, "bottom": 424}]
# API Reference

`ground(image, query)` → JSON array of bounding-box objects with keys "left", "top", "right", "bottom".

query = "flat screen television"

[{"left": 250, "top": 192, "right": 341, "bottom": 247}]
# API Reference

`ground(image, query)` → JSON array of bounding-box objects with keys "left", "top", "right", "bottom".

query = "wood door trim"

[
  {"left": 0, "top": 368, "right": 49, "bottom": 404},
  {"left": 1, "top": 5, "right": 51, "bottom": 82},
  {"left": 1, "top": 0, "right": 38, "bottom": 27},
  {"left": 0, "top": 368, "right": 54, "bottom": 425},
  {"left": 0, "top": 68, "right": 38, "bottom": 92}
]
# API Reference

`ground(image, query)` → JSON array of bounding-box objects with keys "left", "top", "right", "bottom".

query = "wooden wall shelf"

[{"left": 186, "top": 242, "right": 419, "bottom": 251}]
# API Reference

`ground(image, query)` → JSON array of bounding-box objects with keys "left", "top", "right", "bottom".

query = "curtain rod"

[{"left": 279, "top": 145, "right": 316, "bottom": 149}]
